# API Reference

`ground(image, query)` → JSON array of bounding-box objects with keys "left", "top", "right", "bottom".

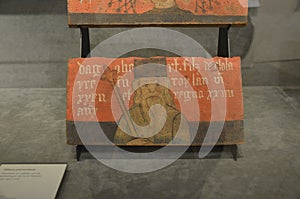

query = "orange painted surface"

[
  {"left": 68, "top": 0, "right": 248, "bottom": 16},
  {"left": 66, "top": 57, "right": 243, "bottom": 122}
]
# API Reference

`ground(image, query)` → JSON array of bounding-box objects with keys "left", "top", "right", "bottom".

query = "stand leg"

[
  {"left": 218, "top": 26, "right": 237, "bottom": 160},
  {"left": 76, "top": 27, "right": 90, "bottom": 161},
  {"left": 76, "top": 145, "right": 84, "bottom": 161},
  {"left": 217, "top": 26, "right": 231, "bottom": 57},
  {"left": 80, "top": 27, "right": 91, "bottom": 58},
  {"left": 230, "top": 144, "right": 238, "bottom": 161}
]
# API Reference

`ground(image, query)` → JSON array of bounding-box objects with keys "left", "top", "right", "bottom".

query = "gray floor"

[{"left": 1, "top": 87, "right": 299, "bottom": 199}]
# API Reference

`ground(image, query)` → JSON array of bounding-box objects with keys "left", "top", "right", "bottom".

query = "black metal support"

[
  {"left": 229, "top": 144, "right": 238, "bottom": 161},
  {"left": 80, "top": 27, "right": 91, "bottom": 58},
  {"left": 76, "top": 145, "right": 85, "bottom": 161},
  {"left": 217, "top": 25, "right": 239, "bottom": 161},
  {"left": 76, "top": 27, "right": 91, "bottom": 161},
  {"left": 217, "top": 25, "right": 231, "bottom": 57}
]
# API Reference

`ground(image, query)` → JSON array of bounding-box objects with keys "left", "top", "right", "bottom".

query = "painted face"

[
  {"left": 140, "top": 83, "right": 165, "bottom": 108},
  {"left": 140, "top": 83, "right": 163, "bottom": 98}
]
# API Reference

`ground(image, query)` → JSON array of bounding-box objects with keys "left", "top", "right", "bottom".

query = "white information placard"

[{"left": 0, "top": 164, "right": 67, "bottom": 199}]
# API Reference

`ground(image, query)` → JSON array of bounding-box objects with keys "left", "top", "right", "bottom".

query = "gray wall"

[{"left": 246, "top": 0, "right": 300, "bottom": 62}]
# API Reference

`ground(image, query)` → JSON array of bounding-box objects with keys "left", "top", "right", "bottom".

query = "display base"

[{"left": 75, "top": 145, "right": 240, "bottom": 161}]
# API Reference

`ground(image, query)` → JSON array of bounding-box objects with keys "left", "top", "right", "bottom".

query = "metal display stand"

[{"left": 75, "top": 25, "right": 239, "bottom": 161}]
